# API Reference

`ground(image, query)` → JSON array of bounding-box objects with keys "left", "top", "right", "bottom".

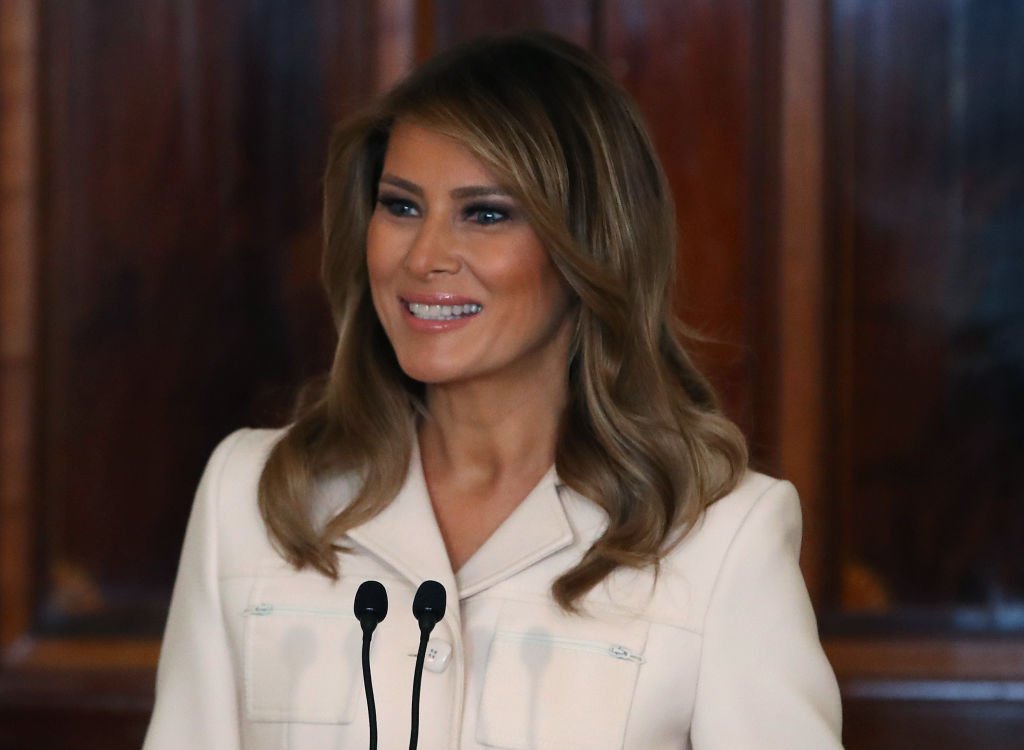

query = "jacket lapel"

[
  {"left": 344, "top": 444, "right": 609, "bottom": 602},
  {"left": 346, "top": 444, "right": 459, "bottom": 606},
  {"left": 456, "top": 468, "right": 573, "bottom": 597}
]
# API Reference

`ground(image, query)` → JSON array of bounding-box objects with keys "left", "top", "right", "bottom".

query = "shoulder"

[
  {"left": 197, "top": 426, "right": 287, "bottom": 519},
  {"left": 192, "top": 427, "right": 287, "bottom": 575},
  {"left": 683, "top": 474, "right": 843, "bottom": 745},
  {"left": 676, "top": 471, "right": 801, "bottom": 569},
  {"left": 635, "top": 471, "right": 803, "bottom": 630},
  {"left": 196, "top": 426, "right": 365, "bottom": 574},
  {"left": 205, "top": 426, "right": 287, "bottom": 485}
]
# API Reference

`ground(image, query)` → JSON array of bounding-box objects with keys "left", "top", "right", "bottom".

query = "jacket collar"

[
  {"left": 455, "top": 465, "right": 570, "bottom": 598},
  {"left": 345, "top": 442, "right": 606, "bottom": 602},
  {"left": 344, "top": 444, "right": 458, "bottom": 605}
]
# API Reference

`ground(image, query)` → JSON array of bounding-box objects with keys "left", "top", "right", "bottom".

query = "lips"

[
  {"left": 405, "top": 301, "right": 482, "bottom": 321},
  {"left": 398, "top": 295, "right": 483, "bottom": 330},
  {"left": 399, "top": 295, "right": 483, "bottom": 322}
]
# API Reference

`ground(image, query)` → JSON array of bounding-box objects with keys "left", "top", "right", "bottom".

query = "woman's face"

[{"left": 366, "top": 122, "right": 573, "bottom": 391}]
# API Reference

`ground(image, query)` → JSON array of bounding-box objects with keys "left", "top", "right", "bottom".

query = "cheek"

[
  {"left": 364, "top": 229, "right": 396, "bottom": 330},
  {"left": 365, "top": 219, "right": 383, "bottom": 274},
  {"left": 365, "top": 221, "right": 395, "bottom": 293},
  {"left": 492, "top": 249, "right": 568, "bottom": 315}
]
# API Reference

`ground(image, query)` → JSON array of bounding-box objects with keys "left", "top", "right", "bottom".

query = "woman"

[{"left": 144, "top": 32, "right": 843, "bottom": 749}]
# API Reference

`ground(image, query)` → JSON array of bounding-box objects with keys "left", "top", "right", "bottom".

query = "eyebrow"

[{"left": 378, "top": 173, "right": 512, "bottom": 200}]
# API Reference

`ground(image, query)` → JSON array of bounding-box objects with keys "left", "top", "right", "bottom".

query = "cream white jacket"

[{"left": 143, "top": 428, "right": 843, "bottom": 749}]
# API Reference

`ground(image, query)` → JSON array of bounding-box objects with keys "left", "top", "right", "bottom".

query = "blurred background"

[{"left": 1, "top": 1, "right": 1021, "bottom": 747}]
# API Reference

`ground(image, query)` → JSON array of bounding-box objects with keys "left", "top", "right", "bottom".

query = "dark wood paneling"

[
  {"left": 0, "top": 706, "right": 148, "bottom": 750},
  {"left": 0, "top": 667, "right": 151, "bottom": 750},
  {"left": 34, "top": 0, "right": 373, "bottom": 637},
  {"left": 824, "top": 0, "right": 1024, "bottom": 744},
  {"left": 3, "top": 2, "right": 383, "bottom": 745},
  {"left": 0, "top": 0, "right": 39, "bottom": 649},
  {"left": 430, "top": 0, "right": 595, "bottom": 48},
  {"left": 843, "top": 695, "right": 1024, "bottom": 750},
  {"left": 777, "top": 0, "right": 829, "bottom": 604},
  {"left": 829, "top": 0, "right": 1024, "bottom": 624},
  {"left": 604, "top": 0, "right": 777, "bottom": 457}
]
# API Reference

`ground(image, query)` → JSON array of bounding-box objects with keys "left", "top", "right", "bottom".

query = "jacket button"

[{"left": 424, "top": 639, "right": 452, "bottom": 673}]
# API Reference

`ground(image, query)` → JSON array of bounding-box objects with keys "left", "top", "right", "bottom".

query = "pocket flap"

[
  {"left": 477, "top": 599, "right": 650, "bottom": 749},
  {"left": 244, "top": 576, "right": 361, "bottom": 724}
]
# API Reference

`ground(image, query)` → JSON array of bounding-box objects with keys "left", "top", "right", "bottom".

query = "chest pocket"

[
  {"left": 243, "top": 576, "right": 362, "bottom": 724},
  {"left": 477, "top": 599, "right": 650, "bottom": 749}
]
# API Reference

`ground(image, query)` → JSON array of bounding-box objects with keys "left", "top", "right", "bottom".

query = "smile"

[{"left": 404, "top": 301, "right": 483, "bottom": 321}]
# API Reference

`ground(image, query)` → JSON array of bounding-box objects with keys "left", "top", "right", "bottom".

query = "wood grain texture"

[
  {"left": 33, "top": 0, "right": 376, "bottom": 637},
  {"left": 778, "top": 0, "right": 828, "bottom": 603},
  {"left": 829, "top": 0, "right": 1024, "bottom": 621},
  {"left": 2, "top": 3, "right": 381, "bottom": 743},
  {"left": 430, "top": 0, "right": 595, "bottom": 49},
  {"left": 373, "top": 0, "right": 418, "bottom": 90},
  {"left": 827, "top": 638, "right": 1024, "bottom": 681},
  {"left": 842, "top": 697, "right": 1024, "bottom": 750},
  {"left": 825, "top": 1, "right": 1024, "bottom": 742},
  {"left": 603, "top": 0, "right": 771, "bottom": 450},
  {"left": 0, "top": 664, "right": 152, "bottom": 750},
  {"left": 0, "top": 0, "right": 38, "bottom": 650}
]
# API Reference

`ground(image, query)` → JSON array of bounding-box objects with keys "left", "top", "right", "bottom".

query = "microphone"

[
  {"left": 409, "top": 580, "right": 446, "bottom": 750},
  {"left": 354, "top": 580, "right": 388, "bottom": 750}
]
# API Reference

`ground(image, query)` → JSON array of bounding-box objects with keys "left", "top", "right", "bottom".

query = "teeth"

[{"left": 407, "top": 302, "right": 482, "bottom": 321}]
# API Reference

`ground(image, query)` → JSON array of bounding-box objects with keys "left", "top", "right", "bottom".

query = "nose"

[{"left": 402, "top": 213, "right": 460, "bottom": 278}]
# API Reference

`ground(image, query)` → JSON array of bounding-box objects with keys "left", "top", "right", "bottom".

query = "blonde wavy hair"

[{"left": 259, "top": 31, "right": 748, "bottom": 610}]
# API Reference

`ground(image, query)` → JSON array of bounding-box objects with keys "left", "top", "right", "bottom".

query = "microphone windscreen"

[
  {"left": 412, "top": 580, "right": 447, "bottom": 625},
  {"left": 354, "top": 580, "right": 389, "bottom": 624}
]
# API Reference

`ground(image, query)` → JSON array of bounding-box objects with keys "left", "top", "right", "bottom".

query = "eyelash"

[
  {"left": 463, "top": 203, "right": 511, "bottom": 225},
  {"left": 377, "top": 196, "right": 419, "bottom": 218},
  {"left": 376, "top": 196, "right": 513, "bottom": 226}
]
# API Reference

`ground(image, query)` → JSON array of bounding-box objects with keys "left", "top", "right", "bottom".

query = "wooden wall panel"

[
  {"left": 430, "top": 0, "right": 595, "bottom": 48},
  {"left": 822, "top": 0, "right": 1024, "bottom": 745},
  {"left": 34, "top": 0, "right": 375, "bottom": 637},
  {"left": 0, "top": 667, "right": 152, "bottom": 750},
  {"left": 829, "top": 0, "right": 1024, "bottom": 627},
  {"left": 842, "top": 697, "right": 1024, "bottom": 750},
  {"left": 2, "top": 1, "right": 381, "bottom": 746},
  {"left": 603, "top": 0, "right": 779, "bottom": 460},
  {"left": 0, "top": 0, "right": 39, "bottom": 650},
  {"left": 777, "top": 0, "right": 828, "bottom": 604}
]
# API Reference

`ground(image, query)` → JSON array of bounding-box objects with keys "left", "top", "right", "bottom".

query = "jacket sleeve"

[
  {"left": 689, "top": 480, "right": 844, "bottom": 749},
  {"left": 143, "top": 430, "right": 247, "bottom": 750}
]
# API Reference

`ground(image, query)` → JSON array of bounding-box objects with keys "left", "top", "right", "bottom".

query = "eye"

[
  {"left": 377, "top": 195, "right": 420, "bottom": 218},
  {"left": 464, "top": 203, "right": 511, "bottom": 226}
]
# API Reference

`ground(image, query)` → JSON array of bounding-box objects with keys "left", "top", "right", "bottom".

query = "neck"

[{"left": 419, "top": 370, "right": 567, "bottom": 487}]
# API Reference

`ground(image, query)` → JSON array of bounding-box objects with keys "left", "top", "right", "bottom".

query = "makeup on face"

[{"left": 366, "top": 122, "right": 573, "bottom": 389}]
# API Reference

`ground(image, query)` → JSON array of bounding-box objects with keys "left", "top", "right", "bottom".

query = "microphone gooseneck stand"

[
  {"left": 409, "top": 580, "right": 447, "bottom": 750},
  {"left": 353, "top": 580, "right": 389, "bottom": 750}
]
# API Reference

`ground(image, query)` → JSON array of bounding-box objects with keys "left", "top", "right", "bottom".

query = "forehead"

[{"left": 381, "top": 121, "right": 500, "bottom": 188}]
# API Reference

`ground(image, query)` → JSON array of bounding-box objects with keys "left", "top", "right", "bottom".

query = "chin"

[{"left": 394, "top": 356, "right": 469, "bottom": 386}]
